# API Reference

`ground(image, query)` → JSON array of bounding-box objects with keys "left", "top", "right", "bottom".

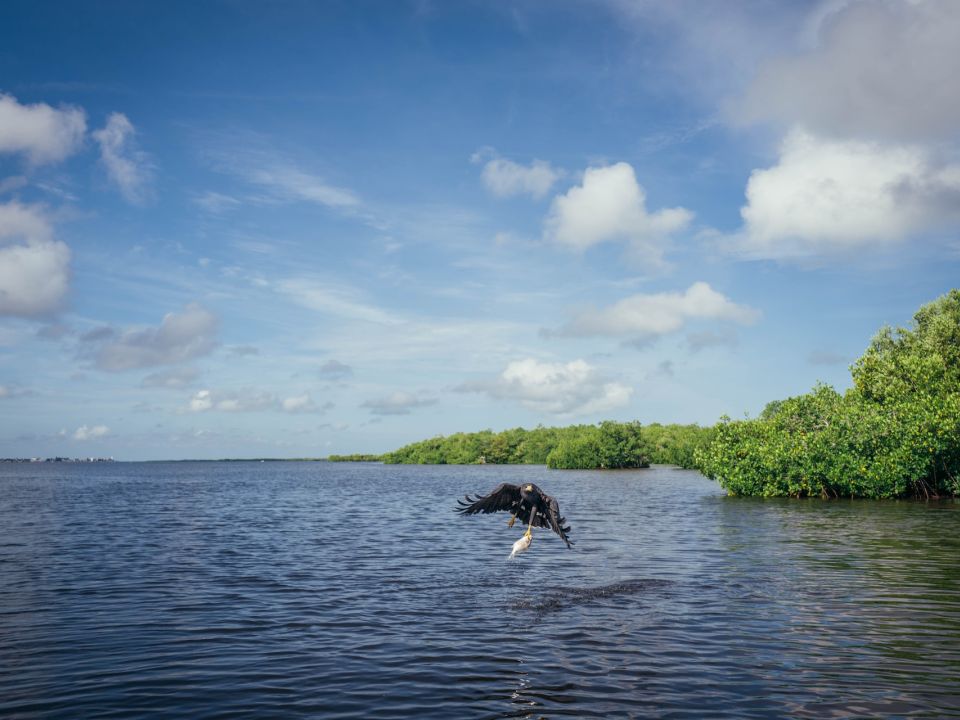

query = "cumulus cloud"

[
  {"left": 0, "top": 93, "right": 86, "bottom": 165},
  {"left": 73, "top": 424, "right": 110, "bottom": 441},
  {"left": 544, "top": 162, "right": 692, "bottom": 269},
  {"left": 736, "top": 0, "right": 960, "bottom": 143},
  {"left": 459, "top": 358, "right": 632, "bottom": 416},
  {"left": 362, "top": 392, "right": 437, "bottom": 416},
  {"left": 0, "top": 201, "right": 71, "bottom": 317},
  {"left": 729, "top": 129, "right": 960, "bottom": 259},
  {"left": 553, "top": 282, "right": 759, "bottom": 344},
  {"left": 89, "top": 303, "right": 219, "bottom": 371},
  {"left": 472, "top": 148, "right": 561, "bottom": 199},
  {"left": 92, "top": 113, "right": 154, "bottom": 204}
]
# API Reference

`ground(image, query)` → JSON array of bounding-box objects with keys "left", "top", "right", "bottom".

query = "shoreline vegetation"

[
  {"left": 332, "top": 421, "right": 714, "bottom": 470},
  {"left": 696, "top": 289, "right": 960, "bottom": 499},
  {"left": 331, "top": 289, "right": 960, "bottom": 500}
]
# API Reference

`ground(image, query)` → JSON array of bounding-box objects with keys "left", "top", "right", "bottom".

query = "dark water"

[{"left": 2, "top": 462, "right": 959, "bottom": 719}]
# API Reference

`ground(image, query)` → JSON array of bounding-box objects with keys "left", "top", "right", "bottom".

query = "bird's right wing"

[{"left": 456, "top": 483, "right": 521, "bottom": 515}]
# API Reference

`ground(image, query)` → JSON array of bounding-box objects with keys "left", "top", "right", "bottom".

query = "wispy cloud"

[
  {"left": 92, "top": 113, "right": 154, "bottom": 204},
  {"left": 361, "top": 392, "right": 437, "bottom": 416}
]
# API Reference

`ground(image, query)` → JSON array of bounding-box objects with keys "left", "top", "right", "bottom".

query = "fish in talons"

[
  {"left": 509, "top": 532, "right": 532, "bottom": 559},
  {"left": 456, "top": 482, "right": 573, "bottom": 557}
]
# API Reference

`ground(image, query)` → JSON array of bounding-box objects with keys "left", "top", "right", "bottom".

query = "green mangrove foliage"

[
  {"left": 381, "top": 421, "right": 714, "bottom": 469},
  {"left": 327, "top": 454, "right": 383, "bottom": 462},
  {"left": 695, "top": 289, "right": 960, "bottom": 499}
]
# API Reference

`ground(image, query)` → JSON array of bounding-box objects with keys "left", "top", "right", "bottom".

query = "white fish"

[{"left": 509, "top": 533, "right": 532, "bottom": 559}]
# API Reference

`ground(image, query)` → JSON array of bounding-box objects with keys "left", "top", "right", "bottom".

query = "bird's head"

[{"left": 524, "top": 484, "right": 534, "bottom": 492}]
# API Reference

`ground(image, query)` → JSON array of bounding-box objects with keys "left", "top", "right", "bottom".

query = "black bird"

[{"left": 456, "top": 482, "right": 573, "bottom": 548}]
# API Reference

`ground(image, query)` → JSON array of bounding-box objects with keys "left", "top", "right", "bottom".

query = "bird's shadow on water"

[{"left": 504, "top": 578, "right": 672, "bottom": 620}]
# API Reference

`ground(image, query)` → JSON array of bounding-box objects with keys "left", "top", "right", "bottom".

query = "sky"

[{"left": 1, "top": 0, "right": 958, "bottom": 460}]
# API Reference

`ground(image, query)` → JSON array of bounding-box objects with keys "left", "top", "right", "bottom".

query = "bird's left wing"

[
  {"left": 456, "top": 483, "right": 521, "bottom": 515},
  {"left": 542, "top": 492, "right": 573, "bottom": 548}
]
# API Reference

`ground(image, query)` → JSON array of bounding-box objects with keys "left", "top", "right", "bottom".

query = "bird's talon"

[{"left": 507, "top": 516, "right": 516, "bottom": 528}]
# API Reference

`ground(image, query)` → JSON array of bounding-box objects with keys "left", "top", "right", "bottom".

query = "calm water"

[{"left": 2, "top": 462, "right": 959, "bottom": 719}]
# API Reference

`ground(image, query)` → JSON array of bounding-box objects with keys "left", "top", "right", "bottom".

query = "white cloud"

[
  {"left": 0, "top": 201, "right": 71, "bottom": 317},
  {"left": 554, "top": 282, "right": 759, "bottom": 343},
  {"left": 186, "top": 388, "right": 324, "bottom": 414},
  {"left": 472, "top": 149, "right": 561, "bottom": 199},
  {"left": 736, "top": 0, "right": 960, "bottom": 143},
  {"left": 187, "top": 388, "right": 275, "bottom": 413},
  {"left": 730, "top": 129, "right": 960, "bottom": 259},
  {"left": 0, "top": 93, "right": 86, "bottom": 165},
  {"left": 361, "top": 392, "right": 437, "bottom": 416},
  {"left": 544, "top": 162, "right": 692, "bottom": 269},
  {"left": 73, "top": 424, "right": 110, "bottom": 441},
  {"left": 92, "top": 113, "right": 154, "bottom": 204},
  {"left": 91, "top": 303, "right": 220, "bottom": 371},
  {"left": 281, "top": 394, "right": 318, "bottom": 413},
  {"left": 460, "top": 358, "right": 632, "bottom": 416}
]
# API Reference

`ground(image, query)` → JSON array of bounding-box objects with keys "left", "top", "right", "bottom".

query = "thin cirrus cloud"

[
  {"left": 471, "top": 148, "right": 562, "bottom": 199},
  {"left": 544, "top": 162, "right": 692, "bottom": 271},
  {"left": 84, "top": 303, "right": 220, "bottom": 372},
  {"left": 0, "top": 201, "right": 71, "bottom": 317},
  {"left": 459, "top": 358, "right": 632, "bottom": 416},
  {"left": 551, "top": 282, "right": 759, "bottom": 345},
  {"left": 92, "top": 112, "right": 154, "bottom": 204},
  {"left": 0, "top": 92, "right": 86, "bottom": 165}
]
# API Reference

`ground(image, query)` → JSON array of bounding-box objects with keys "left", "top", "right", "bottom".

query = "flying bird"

[{"left": 456, "top": 482, "right": 573, "bottom": 550}]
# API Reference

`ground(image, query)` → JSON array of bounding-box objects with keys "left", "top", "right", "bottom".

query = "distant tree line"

[
  {"left": 327, "top": 454, "right": 383, "bottom": 462},
  {"left": 695, "top": 290, "right": 960, "bottom": 499},
  {"left": 379, "top": 421, "right": 714, "bottom": 470}
]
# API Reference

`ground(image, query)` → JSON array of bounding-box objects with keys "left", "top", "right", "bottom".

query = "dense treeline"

[
  {"left": 695, "top": 290, "right": 960, "bottom": 499},
  {"left": 381, "top": 421, "right": 714, "bottom": 470},
  {"left": 327, "top": 454, "right": 383, "bottom": 462}
]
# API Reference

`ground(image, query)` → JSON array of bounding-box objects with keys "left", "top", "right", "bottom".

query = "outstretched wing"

[
  {"left": 456, "top": 483, "right": 522, "bottom": 516},
  {"left": 539, "top": 492, "right": 573, "bottom": 548}
]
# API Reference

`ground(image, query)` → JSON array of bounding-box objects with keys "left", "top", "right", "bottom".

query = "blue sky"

[{"left": 1, "top": 0, "right": 958, "bottom": 460}]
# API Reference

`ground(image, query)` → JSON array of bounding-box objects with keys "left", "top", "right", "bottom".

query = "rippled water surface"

[{"left": 2, "top": 462, "right": 960, "bottom": 718}]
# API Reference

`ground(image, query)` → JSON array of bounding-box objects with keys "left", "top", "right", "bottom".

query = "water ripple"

[{"left": 1, "top": 461, "right": 959, "bottom": 718}]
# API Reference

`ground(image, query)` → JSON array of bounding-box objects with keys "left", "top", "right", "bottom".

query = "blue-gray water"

[{"left": 2, "top": 461, "right": 959, "bottom": 719}]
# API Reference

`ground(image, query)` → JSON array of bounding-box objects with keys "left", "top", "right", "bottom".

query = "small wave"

[{"left": 510, "top": 578, "right": 671, "bottom": 617}]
